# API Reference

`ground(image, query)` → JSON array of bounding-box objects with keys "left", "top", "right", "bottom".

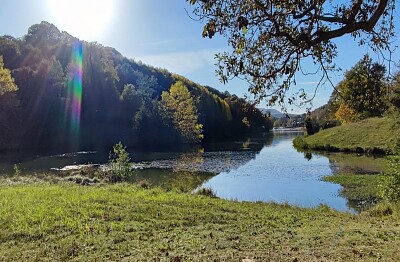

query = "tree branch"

[{"left": 312, "top": 0, "right": 389, "bottom": 45}]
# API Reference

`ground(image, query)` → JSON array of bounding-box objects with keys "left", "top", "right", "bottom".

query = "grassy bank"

[
  {"left": 323, "top": 173, "right": 386, "bottom": 212},
  {"left": 294, "top": 117, "right": 397, "bottom": 153},
  {"left": 0, "top": 183, "right": 400, "bottom": 261}
]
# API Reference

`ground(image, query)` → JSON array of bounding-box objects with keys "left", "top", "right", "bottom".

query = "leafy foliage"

[
  {"left": 161, "top": 81, "right": 204, "bottom": 143},
  {"left": 304, "top": 116, "right": 314, "bottom": 136},
  {"left": 188, "top": 0, "right": 396, "bottom": 106},
  {"left": 0, "top": 22, "right": 272, "bottom": 151},
  {"left": 388, "top": 71, "right": 400, "bottom": 112},
  {"left": 335, "top": 55, "right": 387, "bottom": 123},
  {"left": 13, "top": 164, "right": 21, "bottom": 177},
  {"left": 108, "top": 142, "right": 132, "bottom": 182},
  {"left": 241, "top": 117, "right": 250, "bottom": 128},
  {"left": 306, "top": 93, "right": 340, "bottom": 133},
  {"left": 0, "top": 55, "right": 17, "bottom": 95},
  {"left": 0, "top": 55, "right": 20, "bottom": 149},
  {"left": 382, "top": 153, "right": 400, "bottom": 201},
  {"left": 335, "top": 103, "right": 357, "bottom": 124}
]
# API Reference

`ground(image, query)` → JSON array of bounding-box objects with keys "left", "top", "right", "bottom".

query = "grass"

[
  {"left": 323, "top": 173, "right": 386, "bottom": 212},
  {"left": 294, "top": 117, "right": 397, "bottom": 154},
  {"left": 0, "top": 182, "right": 400, "bottom": 261}
]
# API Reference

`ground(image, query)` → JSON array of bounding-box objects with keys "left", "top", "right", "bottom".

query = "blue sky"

[{"left": 0, "top": 0, "right": 399, "bottom": 113}]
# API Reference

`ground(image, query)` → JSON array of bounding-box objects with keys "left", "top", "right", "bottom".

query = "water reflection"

[
  {"left": 327, "top": 153, "right": 386, "bottom": 174},
  {"left": 201, "top": 135, "right": 351, "bottom": 211},
  {"left": 295, "top": 143, "right": 387, "bottom": 174},
  {"left": 131, "top": 134, "right": 273, "bottom": 174},
  {"left": 0, "top": 133, "right": 388, "bottom": 212},
  {"left": 0, "top": 151, "right": 107, "bottom": 175}
]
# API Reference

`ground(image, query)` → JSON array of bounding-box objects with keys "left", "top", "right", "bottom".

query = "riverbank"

[
  {"left": 322, "top": 173, "right": 386, "bottom": 212},
  {"left": 294, "top": 117, "right": 397, "bottom": 154},
  {"left": 1, "top": 182, "right": 400, "bottom": 261}
]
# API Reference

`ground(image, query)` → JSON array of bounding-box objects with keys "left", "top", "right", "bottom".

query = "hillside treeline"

[{"left": 0, "top": 22, "right": 272, "bottom": 151}]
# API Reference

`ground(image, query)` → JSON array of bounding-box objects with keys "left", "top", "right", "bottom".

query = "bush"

[
  {"left": 365, "top": 202, "right": 394, "bottom": 217},
  {"left": 382, "top": 153, "right": 400, "bottom": 201},
  {"left": 196, "top": 187, "right": 217, "bottom": 198},
  {"left": 293, "top": 137, "right": 308, "bottom": 149},
  {"left": 108, "top": 142, "right": 133, "bottom": 182},
  {"left": 13, "top": 164, "right": 21, "bottom": 176}
]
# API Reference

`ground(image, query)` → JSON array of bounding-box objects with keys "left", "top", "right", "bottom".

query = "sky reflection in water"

[
  {"left": 0, "top": 133, "right": 386, "bottom": 213},
  {"left": 202, "top": 136, "right": 348, "bottom": 211}
]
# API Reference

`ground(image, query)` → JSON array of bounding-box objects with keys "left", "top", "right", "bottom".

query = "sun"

[{"left": 47, "top": 0, "right": 115, "bottom": 41}]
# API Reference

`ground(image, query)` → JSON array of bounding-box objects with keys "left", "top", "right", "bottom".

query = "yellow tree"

[
  {"left": 0, "top": 55, "right": 19, "bottom": 148},
  {"left": 0, "top": 55, "right": 17, "bottom": 95},
  {"left": 335, "top": 103, "right": 356, "bottom": 124},
  {"left": 161, "top": 81, "right": 203, "bottom": 143}
]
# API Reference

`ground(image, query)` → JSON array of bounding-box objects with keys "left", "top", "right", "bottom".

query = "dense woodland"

[{"left": 0, "top": 22, "right": 272, "bottom": 152}]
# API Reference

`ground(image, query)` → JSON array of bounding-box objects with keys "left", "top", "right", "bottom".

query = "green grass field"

[
  {"left": 294, "top": 117, "right": 398, "bottom": 153},
  {"left": 0, "top": 182, "right": 400, "bottom": 261}
]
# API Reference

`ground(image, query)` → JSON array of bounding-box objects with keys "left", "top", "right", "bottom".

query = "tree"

[
  {"left": 121, "top": 83, "right": 153, "bottom": 110},
  {"left": 187, "top": 0, "right": 396, "bottom": 106},
  {"left": 335, "top": 103, "right": 357, "bottom": 124},
  {"left": 388, "top": 70, "right": 400, "bottom": 149},
  {"left": 0, "top": 36, "right": 22, "bottom": 69},
  {"left": 335, "top": 54, "right": 387, "bottom": 121},
  {"left": 0, "top": 22, "right": 272, "bottom": 150},
  {"left": 389, "top": 71, "right": 400, "bottom": 111},
  {"left": 0, "top": 55, "right": 20, "bottom": 148},
  {"left": 0, "top": 55, "right": 18, "bottom": 110},
  {"left": 0, "top": 55, "right": 18, "bottom": 95},
  {"left": 108, "top": 142, "right": 132, "bottom": 182},
  {"left": 161, "top": 81, "right": 204, "bottom": 143}
]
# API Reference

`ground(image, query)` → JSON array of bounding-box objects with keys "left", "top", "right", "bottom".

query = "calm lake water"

[{"left": 0, "top": 133, "right": 386, "bottom": 212}]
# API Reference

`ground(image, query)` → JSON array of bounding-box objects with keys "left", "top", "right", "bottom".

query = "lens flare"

[{"left": 68, "top": 41, "right": 83, "bottom": 135}]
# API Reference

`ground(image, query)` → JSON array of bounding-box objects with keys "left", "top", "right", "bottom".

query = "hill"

[
  {"left": 294, "top": 117, "right": 398, "bottom": 154},
  {"left": 259, "top": 108, "right": 300, "bottom": 118},
  {"left": 0, "top": 22, "right": 272, "bottom": 151}
]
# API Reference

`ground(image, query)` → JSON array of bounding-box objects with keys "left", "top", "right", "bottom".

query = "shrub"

[
  {"left": 196, "top": 187, "right": 217, "bottom": 198},
  {"left": 293, "top": 137, "right": 308, "bottom": 149},
  {"left": 13, "top": 164, "right": 21, "bottom": 176},
  {"left": 108, "top": 142, "right": 133, "bottom": 182},
  {"left": 365, "top": 202, "right": 394, "bottom": 217},
  {"left": 382, "top": 153, "right": 400, "bottom": 201}
]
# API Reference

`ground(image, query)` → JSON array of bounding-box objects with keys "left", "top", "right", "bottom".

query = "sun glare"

[{"left": 47, "top": 0, "right": 115, "bottom": 41}]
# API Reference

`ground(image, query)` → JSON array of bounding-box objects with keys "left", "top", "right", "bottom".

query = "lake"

[{"left": 0, "top": 132, "right": 386, "bottom": 212}]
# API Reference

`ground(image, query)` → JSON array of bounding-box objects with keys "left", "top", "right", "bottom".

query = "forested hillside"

[{"left": 0, "top": 22, "right": 272, "bottom": 151}]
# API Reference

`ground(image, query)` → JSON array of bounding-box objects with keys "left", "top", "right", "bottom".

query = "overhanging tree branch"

[{"left": 187, "top": 0, "right": 396, "bottom": 107}]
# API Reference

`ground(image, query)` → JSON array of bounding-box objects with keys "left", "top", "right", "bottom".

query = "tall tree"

[
  {"left": 161, "top": 81, "right": 204, "bottom": 143},
  {"left": 335, "top": 54, "right": 387, "bottom": 122},
  {"left": 0, "top": 55, "right": 18, "bottom": 95},
  {"left": 0, "top": 55, "right": 20, "bottom": 148},
  {"left": 188, "top": 0, "right": 396, "bottom": 106},
  {"left": 389, "top": 71, "right": 400, "bottom": 111}
]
